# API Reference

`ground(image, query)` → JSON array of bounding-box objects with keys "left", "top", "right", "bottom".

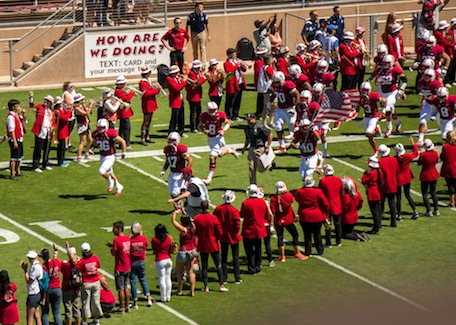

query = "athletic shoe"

[
  {"left": 60, "top": 162, "right": 69, "bottom": 168},
  {"left": 395, "top": 123, "right": 403, "bottom": 133},
  {"left": 433, "top": 210, "right": 440, "bottom": 216},
  {"left": 453, "top": 82, "right": 456, "bottom": 86},
  {"left": 91, "top": 319, "right": 100, "bottom": 325},
  {"left": 424, "top": 211, "right": 432, "bottom": 217},
  {"left": 332, "top": 121, "right": 341, "bottom": 130},
  {"left": 88, "top": 148, "right": 94, "bottom": 154},
  {"left": 202, "top": 178, "right": 211, "bottom": 185},
  {"left": 234, "top": 280, "right": 243, "bottom": 284},
  {"left": 81, "top": 322, "right": 88, "bottom": 325},
  {"left": 356, "top": 232, "right": 366, "bottom": 242},
  {"left": 192, "top": 129, "right": 200, "bottom": 134},
  {"left": 108, "top": 179, "right": 114, "bottom": 192},
  {"left": 284, "top": 133, "right": 294, "bottom": 140},
  {"left": 34, "top": 168, "right": 42, "bottom": 173},
  {"left": 335, "top": 243, "right": 342, "bottom": 247},
  {"left": 361, "top": 233, "right": 371, "bottom": 242},
  {"left": 411, "top": 212, "right": 419, "bottom": 219},
  {"left": 269, "top": 260, "right": 275, "bottom": 267},
  {"left": 115, "top": 184, "right": 124, "bottom": 196},
  {"left": 10, "top": 176, "right": 19, "bottom": 181},
  {"left": 126, "top": 146, "right": 133, "bottom": 151},
  {"left": 430, "top": 115, "right": 436, "bottom": 121},
  {"left": 278, "top": 255, "right": 286, "bottom": 262},
  {"left": 219, "top": 286, "right": 229, "bottom": 292},
  {"left": 45, "top": 166, "right": 53, "bottom": 171},
  {"left": 234, "top": 117, "right": 243, "bottom": 122},
  {"left": 231, "top": 148, "right": 239, "bottom": 159},
  {"left": 367, "top": 229, "right": 379, "bottom": 235},
  {"left": 445, "top": 83, "right": 452, "bottom": 88},
  {"left": 147, "top": 300, "right": 152, "bottom": 307},
  {"left": 396, "top": 216, "right": 403, "bottom": 222},
  {"left": 181, "top": 133, "right": 189, "bottom": 138},
  {"left": 274, "top": 147, "right": 286, "bottom": 153},
  {"left": 140, "top": 140, "right": 148, "bottom": 146},
  {"left": 384, "top": 130, "right": 392, "bottom": 138},
  {"left": 129, "top": 303, "right": 138, "bottom": 310},
  {"left": 324, "top": 244, "right": 332, "bottom": 248},
  {"left": 146, "top": 138, "right": 155, "bottom": 143},
  {"left": 294, "top": 253, "right": 309, "bottom": 260}
]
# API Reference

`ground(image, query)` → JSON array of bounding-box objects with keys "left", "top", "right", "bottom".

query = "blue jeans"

[
  {"left": 42, "top": 287, "right": 63, "bottom": 325},
  {"left": 130, "top": 260, "right": 150, "bottom": 301}
]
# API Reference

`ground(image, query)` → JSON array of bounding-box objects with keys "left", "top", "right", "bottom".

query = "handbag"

[
  {"left": 186, "top": 248, "right": 198, "bottom": 259},
  {"left": 169, "top": 242, "right": 178, "bottom": 255}
]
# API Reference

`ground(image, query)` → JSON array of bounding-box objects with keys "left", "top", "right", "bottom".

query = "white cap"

[
  {"left": 392, "top": 23, "right": 403, "bottom": 34},
  {"left": 368, "top": 156, "right": 379, "bottom": 168},
  {"left": 209, "top": 58, "right": 219, "bottom": 66},
  {"left": 80, "top": 242, "right": 91, "bottom": 252},
  {"left": 169, "top": 65, "right": 180, "bottom": 74},
  {"left": 192, "top": 59, "right": 203, "bottom": 69},
  {"left": 66, "top": 247, "right": 76, "bottom": 255},
  {"left": 394, "top": 143, "right": 405, "bottom": 156},
  {"left": 26, "top": 250, "right": 38, "bottom": 259},
  {"left": 378, "top": 144, "right": 390, "bottom": 157},
  {"left": 222, "top": 190, "right": 236, "bottom": 203},
  {"left": 44, "top": 95, "right": 54, "bottom": 103},
  {"left": 116, "top": 76, "right": 127, "bottom": 85},
  {"left": 438, "top": 20, "right": 450, "bottom": 30}
]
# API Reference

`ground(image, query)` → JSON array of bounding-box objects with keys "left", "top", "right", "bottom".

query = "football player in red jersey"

[
  {"left": 295, "top": 89, "right": 312, "bottom": 122},
  {"left": 357, "top": 82, "right": 386, "bottom": 155},
  {"left": 161, "top": 131, "right": 193, "bottom": 207},
  {"left": 289, "top": 64, "right": 311, "bottom": 93},
  {"left": 290, "top": 118, "right": 321, "bottom": 179},
  {"left": 417, "top": 35, "right": 450, "bottom": 76},
  {"left": 313, "top": 60, "right": 335, "bottom": 89},
  {"left": 198, "top": 102, "right": 238, "bottom": 185},
  {"left": 90, "top": 118, "right": 126, "bottom": 196},
  {"left": 375, "top": 54, "right": 404, "bottom": 137},
  {"left": 433, "top": 87, "right": 456, "bottom": 140},
  {"left": 270, "top": 71, "right": 300, "bottom": 153}
]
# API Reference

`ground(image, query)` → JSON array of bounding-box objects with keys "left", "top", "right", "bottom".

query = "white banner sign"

[{"left": 84, "top": 29, "right": 170, "bottom": 78}]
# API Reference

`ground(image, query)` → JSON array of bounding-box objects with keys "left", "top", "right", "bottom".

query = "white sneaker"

[
  {"left": 181, "top": 133, "right": 189, "bottom": 138},
  {"left": 284, "top": 134, "right": 294, "bottom": 140},
  {"left": 269, "top": 260, "right": 275, "bottom": 267},
  {"left": 231, "top": 148, "right": 239, "bottom": 159},
  {"left": 115, "top": 184, "right": 124, "bottom": 196},
  {"left": 108, "top": 178, "right": 114, "bottom": 192},
  {"left": 34, "top": 168, "right": 42, "bottom": 173},
  {"left": 45, "top": 166, "right": 53, "bottom": 171},
  {"left": 202, "top": 178, "right": 211, "bottom": 185}
]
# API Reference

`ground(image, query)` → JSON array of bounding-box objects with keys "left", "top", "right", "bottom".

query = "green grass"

[{"left": 1, "top": 69, "right": 456, "bottom": 324}]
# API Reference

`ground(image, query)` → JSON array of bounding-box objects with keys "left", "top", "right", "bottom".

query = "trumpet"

[
  {"left": 112, "top": 96, "right": 131, "bottom": 109},
  {"left": 127, "top": 86, "right": 143, "bottom": 96},
  {"left": 152, "top": 82, "right": 168, "bottom": 97}
]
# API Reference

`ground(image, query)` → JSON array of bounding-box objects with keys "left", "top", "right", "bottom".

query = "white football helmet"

[
  {"left": 421, "top": 58, "right": 435, "bottom": 70},
  {"left": 312, "top": 82, "right": 325, "bottom": 96},
  {"left": 436, "top": 87, "right": 449, "bottom": 102},
  {"left": 317, "top": 60, "right": 329, "bottom": 74},
  {"left": 206, "top": 101, "right": 218, "bottom": 116},
  {"left": 246, "top": 184, "right": 259, "bottom": 198},
  {"left": 273, "top": 71, "right": 286, "bottom": 87},
  {"left": 377, "top": 44, "right": 388, "bottom": 58},
  {"left": 167, "top": 131, "right": 180, "bottom": 146},
  {"left": 289, "top": 64, "right": 302, "bottom": 78},
  {"left": 360, "top": 82, "right": 372, "bottom": 95},
  {"left": 383, "top": 54, "right": 395, "bottom": 69},
  {"left": 97, "top": 118, "right": 109, "bottom": 132},
  {"left": 418, "top": 29, "right": 431, "bottom": 41},
  {"left": 426, "top": 35, "right": 437, "bottom": 48},
  {"left": 300, "top": 90, "right": 312, "bottom": 103},
  {"left": 423, "top": 68, "right": 436, "bottom": 82},
  {"left": 299, "top": 118, "right": 311, "bottom": 128}
]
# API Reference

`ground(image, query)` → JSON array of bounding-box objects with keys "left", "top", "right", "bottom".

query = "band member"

[
  {"left": 186, "top": 59, "right": 206, "bottom": 133},
  {"left": 206, "top": 58, "right": 225, "bottom": 107},
  {"left": 139, "top": 66, "right": 161, "bottom": 146},
  {"left": 166, "top": 65, "right": 188, "bottom": 136},
  {"left": 339, "top": 32, "right": 360, "bottom": 91},
  {"left": 224, "top": 48, "right": 247, "bottom": 121},
  {"left": 114, "top": 76, "right": 136, "bottom": 151}
]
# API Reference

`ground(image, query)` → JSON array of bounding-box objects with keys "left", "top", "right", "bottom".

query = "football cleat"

[
  {"left": 274, "top": 147, "right": 287, "bottom": 153},
  {"left": 108, "top": 178, "right": 114, "bottom": 192},
  {"left": 230, "top": 148, "right": 239, "bottom": 159},
  {"left": 202, "top": 178, "right": 211, "bottom": 185},
  {"left": 395, "top": 123, "right": 403, "bottom": 133},
  {"left": 384, "top": 130, "right": 392, "bottom": 138},
  {"left": 115, "top": 184, "right": 124, "bottom": 196}
]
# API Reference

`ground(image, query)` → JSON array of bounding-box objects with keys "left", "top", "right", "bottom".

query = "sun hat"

[
  {"left": 44, "top": 95, "right": 54, "bottom": 103},
  {"left": 191, "top": 59, "right": 203, "bottom": 69},
  {"left": 368, "top": 156, "right": 379, "bottom": 169},
  {"left": 392, "top": 23, "right": 403, "bottom": 34},
  {"left": 255, "top": 47, "right": 268, "bottom": 55},
  {"left": 356, "top": 26, "right": 366, "bottom": 35},
  {"left": 54, "top": 96, "right": 63, "bottom": 105},
  {"left": 278, "top": 46, "right": 290, "bottom": 55},
  {"left": 26, "top": 250, "right": 38, "bottom": 259},
  {"left": 438, "top": 20, "right": 450, "bottom": 30},
  {"left": 73, "top": 93, "right": 85, "bottom": 102},
  {"left": 394, "top": 143, "right": 405, "bottom": 156},
  {"left": 222, "top": 190, "right": 236, "bottom": 203},
  {"left": 141, "top": 66, "right": 151, "bottom": 74},
  {"left": 303, "top": 176, "right": 315, "bottom": 188},
  {"left": 209, "top": 58, "right": 219, "bottom": 66},
  {"left": 246, "top": 184, "right": 259, "bottom": 198},
  {"left": 80, "top": 242, "right": 91, "bottom": 253},
  {"left": 66, "top": 247, "right": 76, "bottom": 255},
  {"left": 116, "top": 76, "right": 127, "bottom": 85},
  {"left": 378, "top": 144, "right": 390, "bottom": 157},
  {"left": 343, "top": 31, "right": 355, "bottom": 40},
  {"left": 275, "top": 181, "right": 287, "bottom": 193},
  {"left": 423, "top": 139, "right": 434, "bottom": 151},
  {"left": 169, "top": 65, "right": 180, "bottom": 74}
]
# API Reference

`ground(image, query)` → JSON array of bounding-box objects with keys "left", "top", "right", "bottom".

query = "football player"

[
  {"left": 310, "top": 83, "right": 331, "bottom": 158},
  {"left": 357, "top": 82, "right": 386, "bottom": 155},
  {"left": 161, "top": 131, "right": 193, "bottom": 207},
  {"left": 270, "top": 71, "right": 300, "bottom": 153},
  {"left": 289, "top": 118, "right": 321, "bottom": 179},
  {"left": 198, "top": 102, "right": 239, "bottom": 185},
  {"left": 375, "top": 54, "right": 404, "bottom": 137},
  {"left": 433, "top": 87, "right": 456, "bottom": 141},
  {"left": 417, "top": 35, "right": 450, "bottom": 77},
  {"left": 90, "top": 118, "right": 126, "bottom": 196},
  {"left": 289, "top": 64, "right": 311, "bottom": 93},
  {"left": 313, "top": 60, "right": 335, "bottom": 89}
]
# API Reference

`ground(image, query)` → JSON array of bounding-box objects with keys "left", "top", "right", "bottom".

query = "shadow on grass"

[
  {"left": 129, "top": 209, "right": 170, "bottom": 215},
  {"left": 58, "top": 194, "right": 108, "bottom": 201}
]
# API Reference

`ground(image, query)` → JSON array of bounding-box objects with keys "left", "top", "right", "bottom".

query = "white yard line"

[{"left": 0, "top": 211, "right": 200, "bottom": 325}]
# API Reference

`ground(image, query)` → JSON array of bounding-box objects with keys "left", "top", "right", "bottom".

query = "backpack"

[
  {"left": 157, "top": 64, "right": 170, "bottom": 89},
  {"left": 38, "top": 270, "right": 50, "bottom": 293},
  {"left": 68, "top": 266, "right": 83, "bottom": 289},
  {"left": 236, "top": 37, "right": 255, "bottom": 60}
]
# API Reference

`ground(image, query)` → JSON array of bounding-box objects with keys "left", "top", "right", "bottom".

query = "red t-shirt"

[
  {"left": 78, "top": 255, "right": 100, "bottom": 283},
  {"left": 100, "top": 286, "right": 116, "bottom": 305},
  {"left": 61, "top": 259, "right": 79, "bottom": 292},
  {"left": 43, "top": 258, "right": 62, "bottom": 289},
  {"left": 113, "top": 234, "right": 131, "bottom": 272},
  {"left": 152, "top": 236, "right": 172, "bottom": 261},
  {"left": 130, "top": 235, "right": 148, "bottom": 263},
  {"left": 161, "top": 28, "right": 190, "bottom": 50}
]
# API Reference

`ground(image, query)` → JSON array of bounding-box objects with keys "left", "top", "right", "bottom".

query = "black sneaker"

[
  {"left": 367, "top": 229, "right": 379, "bottom": 235},
  {"left": 411, "top": 212, "right": 419, "bottom": 220},
  {"left": 269, "top": 161, "right": 276, "bottom": 171}
]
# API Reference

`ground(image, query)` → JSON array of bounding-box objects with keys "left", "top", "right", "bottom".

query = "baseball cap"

[
  {"left": 327, "top": 24, "right": 338, "bottom": 32},
  {"left": 246, "top": 113, "right": 257, "bottom": 121},
  {"left": 254, "top": 19, "right": 263, "bottom": 28},
  {"left": 80, "top": 242, "right": 91, "bottom": 252},
  {"left": 67, "top": 247, "right": 76, "bottom": 255},
  {"left": 26, "top": 250, "right": 38, "bottom": 259},
  {"left": 182, "top": 167, "right": 193, "bottom": 176}
]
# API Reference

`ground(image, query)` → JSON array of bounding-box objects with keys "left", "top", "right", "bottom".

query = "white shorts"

[
  {"left": 99, "top": 154, "right": 115, "bottom": 175},
  {"left": 208, "top": 135, "right": 226, "bottom": 157},
  {"left": 316, "top": 122, "right": 329, "bottom": 136},
  {"left": 274, "top": 107, "right": 297, "bottom": 132},
  {"left": 167, "top": 172, "right": 185, "bottom": 197},
  {"left": 363, "top": 117, "right": 379, "bottom": 134},
  {"left": 299, "top": 154, "right": 318, "bottom": 180},
  {"left": 419, "top": 100, "right": 438, "bottom": 125},
  {"left": 439, "top": 117, "right": 456, "bottom": 139},
  {"left": 378, "top": 88, "right": 397, "bottom": 114}
]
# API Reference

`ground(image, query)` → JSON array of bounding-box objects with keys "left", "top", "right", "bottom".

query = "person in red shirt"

[
  {"left": 166, "top": 65, "right": 188, "bottom": 136},
  {"left": 78, "top": 242, "right": 102, "bottom": 325},
  {"left": 194, "top": 201, "right": 229, "bottom": 292},
  {"left": 161, "top": 17, "right": 190, "bottom": 71},
  {"left": 106, "top": 221, "right": 131, "bottom": 314},
  {"left": 171, "top": 210, "right": 197, "bottom": 297},
  {"left": 361, "top": 157, "right": 383, "bottom": 234},
  {"left": 440, "top": 131, "right": 456, "bottom": 207},
  {"left": 394, "top": 137, "right": 419, "bottom": 220},
  {"left": 270, "top": 181, "right": 308, "bottom": 261},
  {"left": 53, "top": 97, "right": 72, "bottom": 168},
  {"left": 378, "top": 144, "right": 400, "bottom": 227},
  {"left": 339, "top": 32, "right": 360, "bottom": 91},
  {"left": 319, "top": 164, "right": 344, "bottom": 247},
  {"left": 295, "top": 176, "right": 329, "bottom": 256},
  {"left": 275, "top": 46, "right": 290, "bottom": 78},
  {"left": 241, "top": 185, "right": 269, "bottom": 274},
  {"left": 151, "top": 224, "right": 174, "bottom": 302},
  {"left": 6, "top": 99, "right": 25, "bottom": 180},
  {"left": 114, "top": 76, "right": 136, "bottom": 151},
  {"left": 224, "top": 48, "right": 248, "bottom": 121},
  {"left": 60, "top": 246, "right": 81, "bottom": 325},
  {"left": 418, "top": 139, "right": 440, "bottom": 216},
  {"left": 99, "top": 274, "right": 116, "bottom": 318},
  {"left": 0, "top": 269, "right": 20, "bottom": 325},
  {"left": 40, "top": 246, "right": 63, "bottom": 325},
  {"left": 341, "top": 176, "right": 369, "bottom": 241},
  {"left": 290, "top": 118, "right": 321, "bottom": 179},
  {"left": 138, "top": 66, "right": 162, "bottom": 146},
  {"left": 433, "top": 87, "right": 456, "bottom": 140},
  {"left": 186, "top": 59, "right": 206, "bottom": 133},
  {"left": 386, "top": 23, "right": 405, "bottom": 66},
  {"left": 206, "top": 58, "right": 225, "bottom": 107},
  {"left": 129, "top": 221, "right": 152, "bottom": 307},
  {"left": 213, "top": 190, "right": 242, "bottom": 284}
]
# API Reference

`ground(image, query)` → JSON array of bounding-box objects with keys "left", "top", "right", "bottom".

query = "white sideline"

[{"left": 0, "top": 212, "right": 200, "bottom": 325}]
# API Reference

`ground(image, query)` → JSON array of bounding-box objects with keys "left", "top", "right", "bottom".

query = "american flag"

[{"left": 313, "top": 89, "right": 360, "bottom": 123}]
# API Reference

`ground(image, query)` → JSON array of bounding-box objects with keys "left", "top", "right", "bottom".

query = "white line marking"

[
  {"left": 191, "top": 153, "right": 202, "bottom": 159},
  {"left": 0, "top": 212, "right": 200, "bottom": 325},
  {"left": 152, "top": 156, "right": 164, "bottom": 162},
  {"left": 80, "top": 87, "right": 95, "bottom": 91}
]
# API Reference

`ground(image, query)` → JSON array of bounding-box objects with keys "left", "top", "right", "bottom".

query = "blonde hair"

[{"left": 446, "top": 131, "right": 456, "bottom": 145}]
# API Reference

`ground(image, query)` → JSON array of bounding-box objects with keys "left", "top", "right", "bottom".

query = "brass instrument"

[
  {"left": 112, "top": 96, "right": 131, "bottom": 109},
  {"left": 127, "top": 86, "right": 143, "bottom": 96}
]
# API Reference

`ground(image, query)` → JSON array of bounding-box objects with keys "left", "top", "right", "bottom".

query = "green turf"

[{"left": 1, "top": 69, "right": 456, "bottom": 324}]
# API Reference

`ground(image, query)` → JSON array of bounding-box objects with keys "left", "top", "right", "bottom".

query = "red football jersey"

[
  {"left": 418, "top": 45, "right": 445, "bottom": 69},
  {"left": 293, "top": 130, "right": 318, "bottom": 156},
  {"left": 92, "top": 128, "right": 118, "bottom": 156},
  {"left": 199, "top": 111, "right": 227, "bottom": 137},
  {"left": 273, "top": 80, "right": 297, "bottom": 109},
  {"left": 313, "top": 71, "right": 335, "bottom": 86},
  {"left": 418, "top": 79, "right": 441, "bottom": 103},
  {"left": 378, "top": 67, "right": 402, "bottom": 93},
  {"left": 432, "top": 95, "right": 456, "bottom": 120},
  {"left": 307, "top": 101, "right": 321, "bottom": 120},
  {"left": 163, "top": 143, "right": 188, "bottom": 173},
  {"left": 293, "top": 74, "right": 310, "bottom": 93},
  {"left": 359, "top": 92, "right": 381, "bottom": 118}
]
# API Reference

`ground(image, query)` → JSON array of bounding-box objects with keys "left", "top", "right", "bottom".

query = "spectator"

[
  {"left": 129, "top": 221, "right": 153, "bottom": 308},
  {"left": 186, "top": 59, "right": 206, "bottom": 133},
  {"left": 0, "top": 269, "right": 20, "bottom": 325},
  {"left": 323, "top": 25, "right": 340, "bottom": 87},
  {"left": 315, "top": 19, "right": 328, "bottom": 45},
  {"left": 301, "top": 10, "right": 319, "bottom": 45},
  {"left": 73, "top": 94, "right": 94, "bottom": 162},
  {"left": 171, "top": 210, "right": 197, "bottom": 296},
  {"left": 295, "top": 176, "right": 330, "bottom": 256},
  {"left": 354, "top": 26, "right": 367, "bottom": 89},
  {"left": 386, "top": 23, "right": 405, "bottom": 67},
  {"left": 32, "top": 95, "right": 55, "bottom": 173},
  {"left": 378, "top": 144, "right": 400, "bottom": 227},
  {"left": 40, "top": 246, "right": 62, "bottom": 325},
  {"left": 114, "top": 76, "right": 135, "bottom": 151},
  {"left": 270, "top": 181, "right": 308, "bottom": 261},
  {"left": 78, "top": 243, "right": 103, "bottom": 325},
  {"left": 341, "top": 177, "right": 369, "bottom": 241},
  {"left": 214, "top": 190, "right": 243, "bottom": 284},
  {"left": 6, "top": 99, "right": 25, "bottom": 180},
  {"left": 255, "top": 54, "right": 275, "bottom": 121},
  {"left": 382, "top": 12, "right": 402, "bottom": 43},
  {"left": 253, "top": 14, "right": 276, "bottom": 54},
  {"left": 106, "top": 221, "right": 131, "bottom": 314},
  {"left": 99, "top": 274, "right": 116, "bottom": 318},
  {"left": 112, "top": 0, "right": 128, "bottom": 26},
  {"left": 97, "top": 0, "right": 110, "bottom": 27},
  {"left": 138, "top": 66, "right": 161, "bottom": 146},
  {"left": 166, "top": 65, "right": 188, "bottom": 136},
  {"left": 268, "top": 23, "right": 283, "bottom": 56},
  {"left": 62, "top": 81, "right": 76, "bottom": 151},
  {"left": 206, "top": 59, "right": 224, "bottom": 107},
  {"left": 418, "top": 139, "right": 440, "bottom": 216},
  {"left": 53, "top": 97, "right": 72, "bottom": 168},
  {"left": 240, "top": 185, "right": 269, "bottom": 274},
  {"left": 151, "top": 224, "right": 174, "bottom": 302},
  {"left": 60, "top": 246, "right": 81, "bottom": 325},
  {"left": 224, "top": 48, "right": 248, "bottom": 121},
  {"left": 194, "top": 201, "right": 229, "bottom": 292},
  {"left": 20, "top": 250, "right": 43, "bottom": 325},
  {"left": 440, "top": 131, "right": 456, "bottom": 207},
  {"left": 328, "top": 6, "right": 345, "bottom": 42},
  {"left": 362, "top": 157, "right": 383, "bottom": 234},
  {"left": 133, "top": 0, "right": 151, "bottom": 24},
  {"left": 242, "top": 114, "right": 274, "bottom": 185},
  {"left": 186, "top": 2, "right": 210, "bottom": 66},
  {"left": 161, "top": 17, "right": 190, "bottom": 71}
]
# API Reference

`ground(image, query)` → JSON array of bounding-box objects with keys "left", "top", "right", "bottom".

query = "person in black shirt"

[{"left": 242, "top": 114, "right": 274, "bottom": 184}]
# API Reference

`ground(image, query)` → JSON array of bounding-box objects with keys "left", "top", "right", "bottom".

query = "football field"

[{"left": 1, "top": 75, "right": 456, "bottom": 324}]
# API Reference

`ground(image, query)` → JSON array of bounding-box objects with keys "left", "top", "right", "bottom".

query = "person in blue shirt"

[
  {"left": 329, "top": 6, "right": 345, "bottom": 43},
  {"left": 186, "top": 2, "right": 210, "bottom": 68},
  {"left": 301, "top": 10, "right": 319, "bottom": 45}
]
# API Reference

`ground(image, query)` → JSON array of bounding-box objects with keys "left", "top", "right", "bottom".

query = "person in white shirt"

[{"left": 21, "top": 250, "right": 44, "bottom": 325}]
